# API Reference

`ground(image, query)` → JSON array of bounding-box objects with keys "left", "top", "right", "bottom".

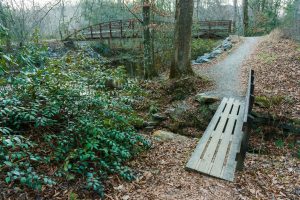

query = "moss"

[
  {"left": 255, "top": 95, "right": 285, "bottom": 108},
  {"left": 257, "top": 52, "right": 278, "bottom": 64}
]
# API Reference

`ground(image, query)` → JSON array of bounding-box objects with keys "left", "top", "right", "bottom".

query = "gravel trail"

[{"left": 195, "top": 37, "right": 262, "bottom": 99}]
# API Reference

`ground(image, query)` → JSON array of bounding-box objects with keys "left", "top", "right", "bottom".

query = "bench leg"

[{"left": 237, "top": 115, "right": 254, "bottom": 171}]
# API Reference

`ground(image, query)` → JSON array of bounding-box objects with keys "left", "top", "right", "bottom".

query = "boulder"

[
  {"left": 195, "top": 55, "right": 211, "bottom": 64},
  {"left": 210, "top": 49, "right": 223, "bottom": 58},
  {"left": 151, "top": 113, "right": 167, "bottom": 121},
  {"left": 195, "top": 93, "right": 220, "bottom": 104},
  {"left": 222, "top": 38, "right": 233, "bottom": 51},
  {"left": 223, "top": 42, "right": 232, "bottom": 51},
  {"left": 166, "top": 101, "right": 191, "bottom": 120},
  {"left": 152, "top": 130, "right": 186, "bottom": 141}
]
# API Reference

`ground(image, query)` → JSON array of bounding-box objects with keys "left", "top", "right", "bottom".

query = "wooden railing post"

[
  {"left": 90, "top": 26, "right": 93, "bottom": 39},
  {"left": 109, "top": 22, "right": 112, "bottom": 38},
  {"left": 120, "top": 20, "right": 123, "bottom": 38},
  {"left": 99, "top": 24, "right": 102, "bottom": 39}
]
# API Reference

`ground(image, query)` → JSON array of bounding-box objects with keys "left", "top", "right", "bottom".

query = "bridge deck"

[{"left": 186, "top": 98, "right": 245, "bottom": 181}]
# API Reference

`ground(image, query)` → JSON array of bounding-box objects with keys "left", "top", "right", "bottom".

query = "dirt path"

[{"left": 194, "top": 37, "right": 262, "bottom": 99}]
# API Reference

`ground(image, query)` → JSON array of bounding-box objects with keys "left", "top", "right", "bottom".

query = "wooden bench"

[
  {"left": 197, "top": 20, "right": 232, "bottom": 38},
  {"left": 186, "top": 70, "right": 255, "bottom": 181}
]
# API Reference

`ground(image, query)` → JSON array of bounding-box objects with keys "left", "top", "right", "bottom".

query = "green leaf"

[
  {"left": 5, "top": 176, "right": 11, "bottom": 183},
  {"left": 20, "top": 177, "right": 27, "bottom": 184},
  {"left": 4, "top": 161, "right": 13, "bottom": 167}
]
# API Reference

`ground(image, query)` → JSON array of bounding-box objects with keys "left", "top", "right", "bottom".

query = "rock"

[
  {"left": 167, "top": 101, "right": 191, "bottom": 120},
  {"left": 195, "top": 53, "right": 212, "bottom": 63},
  {"left": 223, "top": 42, "right": 232, "bottom": 51},
  {"left": 210, "top": 49, "right": 223, "bottom": 58},
  {"left": 145, "top": 121, "right": 159, "bottom": 126},
  {"left": 152, "top": 130, "right": 186, "bottom": 141},
  {"left": 195, "top": 93, "right": 220, "bottom": 104},
  {"left": 151, "top": 113, "right": 167, "bottom": 121},
  {"left": 145, "top": 126, "right": 155, "bottom": 131},
  {"left": 225, "top": 37, "right": 232, "bottom": 41},
  {"left": 222, "top": 38, "right": 233, "bottom": 51}
]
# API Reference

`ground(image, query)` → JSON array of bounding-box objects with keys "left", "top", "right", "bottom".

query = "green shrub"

[
  {"left": 191, "top": 39, "right": 220, "bottom": 60},
  {"left": 0, "top": 46, "right": 150, "bottom": 197}
]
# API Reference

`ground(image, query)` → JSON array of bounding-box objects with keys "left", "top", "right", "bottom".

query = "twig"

[{"left": 123, "top": 3, "right": 143, "bottom": 24}]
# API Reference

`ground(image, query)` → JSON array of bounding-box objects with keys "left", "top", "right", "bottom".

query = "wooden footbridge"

[
  {"left": 63, "top": 19, "right": 233, "bottom": 41},
  {"left": 64, "top": 19, "right": 142, "bottom": 41}
]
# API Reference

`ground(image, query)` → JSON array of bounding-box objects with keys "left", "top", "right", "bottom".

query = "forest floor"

[
  {"left": 105, "top": 34, "right": 300, "bottom": 200},
  {"left": 1, "top": 34, "right": 299, "bottom": 200}
]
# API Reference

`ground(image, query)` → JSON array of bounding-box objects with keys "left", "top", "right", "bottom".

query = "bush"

[
  {"left": 0, "top": 46, "right": 150, "bottom": 197},
  {"left": 191, "top": 39, "right": 220, "bottom": 60}
]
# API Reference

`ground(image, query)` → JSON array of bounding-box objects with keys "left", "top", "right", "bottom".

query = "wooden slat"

[
  {"left": 186, "top": 98, "right": 247, "bottom": 181},
  {"left": 195, "top": 98, "right": 235, "bottom": 174},
  {"left": 209, "top": 99, "right": 241, "bottom": 177},
  {"left": 222, "top": 104, "right": 245, "bottom": 181},
  {"left": 186, "top": 98, "right": 228, "bottom": 169}
]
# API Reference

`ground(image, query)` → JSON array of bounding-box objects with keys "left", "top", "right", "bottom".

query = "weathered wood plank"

[
  {"left": 222, "top": 103, "right": 245, "bottom": 181},
  {"left": 196, "top": 98, "right": 235, "bottom": 174},
  {"left": 186, "top": 98, "right": 228, "bottom": 170},
  {"left": 210, "top": 100, "right": 241, "bottom": 177},
  {"left": 186, "top": 70, "right": 254, "bottom": 181}
]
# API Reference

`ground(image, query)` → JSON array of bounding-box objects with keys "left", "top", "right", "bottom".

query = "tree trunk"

[
  {"left": 233, "top": 0, "right": 237, "bottom": 32},
  {"left": 243, "top": 0, "right": 249, "bottom": 36},
  {"left": 196, "top": 0, "right": 200, "bottom": 20},
  {"left": 142, "top": 0, "right": 157, "bottom": 79},
  {"left": 170, "top": 0, "right": 194, "bottom": 79}
]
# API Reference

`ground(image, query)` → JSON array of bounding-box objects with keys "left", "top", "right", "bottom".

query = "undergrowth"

[
  {"left": 0, "top": 36, "right": 150, "bottom": 197},
  {"left": 191, "top": 39, "right": 220, "bottom": 60}
]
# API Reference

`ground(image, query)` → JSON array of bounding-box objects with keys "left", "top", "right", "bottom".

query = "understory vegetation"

[{"left": 0, "top": 36, "right": 150, "bottom": 196}]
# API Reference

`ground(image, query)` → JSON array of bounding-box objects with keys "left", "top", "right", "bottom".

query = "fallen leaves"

[{"left": 242, "top": 36, "right": 300, "bottom": 119}]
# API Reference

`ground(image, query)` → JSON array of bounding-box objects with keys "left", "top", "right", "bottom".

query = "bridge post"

[
  {"left": 109, "top": 22, "right": 112, "bottom": 38},
  {"left": 99, "top": 24, "right": 103, "bottom": 39},
  {"left": 90, "top": 26, "right": 93, "bottom": 39},
  {"left": 120, "top": 20, "right": 123, "bottom": 38}
]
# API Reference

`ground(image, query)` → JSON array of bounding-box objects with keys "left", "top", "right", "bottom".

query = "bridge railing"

[
  {"left": 64, "top": 19, "right": 233, "bottom": 41},
  {"left": 64, "top": 19, "right": 142, "bottom": 41},
  {"left": 196, "top": 20, "right": 233, "bottom": 37}
]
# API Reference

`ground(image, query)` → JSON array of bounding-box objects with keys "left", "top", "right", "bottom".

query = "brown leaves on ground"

[
  {"left": 235, "top": 154, "right": 300, "bottom": 200},
  {"left": 108, "top": 137, "right": 236, "bottom": 200},
  {"left": 107, "top": 136, "right": 300, "bottom": 200},
  {"left": 242, "top": 36, "right": 300, "bottom": 119}
]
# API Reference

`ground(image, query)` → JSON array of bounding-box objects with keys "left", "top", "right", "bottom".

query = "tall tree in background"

[
  {"left": 243, "top": 0, "right": 249, "bottom": 35},
  {"left": 142, "top": 0, "right": 157, "bottom": 79},
  {"left": 233, "top": 0, "right": 237, "bottom": 32},
  {"left": 170, "top": 0, "right": 194, "bottom": 79}
]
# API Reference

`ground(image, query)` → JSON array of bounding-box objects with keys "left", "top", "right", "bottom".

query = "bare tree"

[
  {"left": 243, "top": 0, "right": 249, "bottom": 35},
  {"left": 170, "top": 0, "right": 194, "bottom": 79}
]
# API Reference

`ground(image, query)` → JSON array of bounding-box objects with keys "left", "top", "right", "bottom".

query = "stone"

[
  {"left": 195, "top": 93, "right": 220, "bottom": 104},
  {"left": 223, "top": 42, "right": 232, "bottom": 51},
  {"left": 222, "top": 38, "right": 233, "bottom": 51},
  {"left": 195, "top": 55, "right": 211, "bottom": 64},
  {"left": 151, "top": 113, "right": 167, "bottom": 121},
  {"left": 167, "top": 101, "right": 191, "bottom": 120},
  {"left": 210, "top": 49, "right": 223, "bottom": 58},
  {"left": 145, "top": 126, "right": 155, "bottom": 131},
  {"left": 144, "top": 121, "right": 159, "bottom": 127},
  {"left": 152, "top": 130, "right": 186, "bottom": 141}
]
